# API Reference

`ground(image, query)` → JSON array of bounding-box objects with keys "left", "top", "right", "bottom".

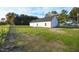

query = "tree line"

[
  {"left": 0, "top": 12, "right": 38, "bottom": 25},
  {"left": 14, "top": 14, "right": 38, "bottom": 25},
  {"left": 5, "top": 13, "right": 38, "bottom": 25}
]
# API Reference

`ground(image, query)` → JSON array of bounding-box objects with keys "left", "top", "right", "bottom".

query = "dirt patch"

[
  {"left": 47, "top": 40, "right": 69, "bottom": 51},
  {"left": 13, "top": 32, "right": 69, "bottom": 52},
  {"left": 73, "top": 29, "right": 79, "bottom": 30},
  {"left": 49, "top": 28, "right": 67, "bottom": 34},
  {"left": 1, "top": 27, "right": 71, "bottom": 52}
]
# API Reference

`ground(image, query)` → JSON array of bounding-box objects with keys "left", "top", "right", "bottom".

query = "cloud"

[
  {"left": 0, "top": 7, "right": 72, "bottom": 21},
  {"left": 25, "top": 7, "right": 45, "bottom": 17},
  {"left": 25, "top": 7, "right": 54, "bottom": 17},
  {"left": 0, "top": 7, "right": 48, "bottom": 18}
]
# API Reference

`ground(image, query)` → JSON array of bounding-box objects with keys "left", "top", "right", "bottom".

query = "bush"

[{"left": 0, "top": 22, "right": 7, "bottom": 25}]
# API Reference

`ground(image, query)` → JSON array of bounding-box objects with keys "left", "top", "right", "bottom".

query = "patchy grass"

[
  {"left": 1, "top": 25, "right": 79, "bottom": 51},
  {"left": 12, "top": 26, "right": 79, "bottom": 52}
]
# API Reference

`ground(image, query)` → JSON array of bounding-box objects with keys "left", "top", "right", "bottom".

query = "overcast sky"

[{"left": 0, "top": 7, "right": 72, "bottom": 19}]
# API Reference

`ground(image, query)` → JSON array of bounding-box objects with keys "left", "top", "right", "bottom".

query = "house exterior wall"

[
  {"left": 30, "top": 21, "right": 51, "bottom": 28},
  {"left": 30, "top": 16, "right": 58, "bottom": 28},
  {"left": 51, "top": 17, "right": 58, "bottom": 27}
]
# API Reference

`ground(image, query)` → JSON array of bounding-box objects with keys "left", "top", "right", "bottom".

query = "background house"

[{"left": 30, "top": 16, "right": 58, "bottom": 28}]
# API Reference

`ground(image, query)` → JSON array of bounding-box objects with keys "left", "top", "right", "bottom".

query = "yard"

[
  {"left": 14, "top": 26, "right": 79, "bottom": 52},
  {"left": 0, "top": 25, "right": 79, "bottom": 52}
]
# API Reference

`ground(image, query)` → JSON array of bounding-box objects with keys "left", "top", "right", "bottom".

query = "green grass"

[
  {"left": 1, "top": 25, "right": 79, "bottom": 51},
  {"left": 14, "top": 26, "right": 79, "bottom": 51},
  {"left": 0, "top": 25, "right": 9, "bottom": 45}
]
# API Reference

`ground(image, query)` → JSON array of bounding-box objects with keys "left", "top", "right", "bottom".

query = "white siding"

[
  {"left": 30, "top": 16, "right": 58, "bottom": 28},
  {"left": 30, "top": 21, "right": 51, "bottom": 28}
]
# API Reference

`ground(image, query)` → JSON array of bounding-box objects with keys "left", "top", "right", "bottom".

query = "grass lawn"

[
  {"left": 13, "top": 25, "right": 79, "bottom": 52},
  {"left": 0, "top": 25, "right": 79, "bottom": 51}
]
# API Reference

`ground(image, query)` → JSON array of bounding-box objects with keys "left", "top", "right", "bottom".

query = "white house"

[
  {"left": 30, "top": 16, "right": 59, "bottom": 28},
  {"left": 0, "top": 18, "right": 6, "bottom": 22}
]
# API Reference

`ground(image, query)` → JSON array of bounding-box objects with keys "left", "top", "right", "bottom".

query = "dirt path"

[{"left": 7, "top": 25, "right": 16, "bottom": 42}]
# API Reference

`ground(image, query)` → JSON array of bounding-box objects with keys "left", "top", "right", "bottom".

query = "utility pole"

[{"left": 77, "top": 14, "right": 79, "bottom": 26}]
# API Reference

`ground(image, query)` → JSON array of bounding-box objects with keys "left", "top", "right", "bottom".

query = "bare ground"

[
  {"left": 49, "top": 28, "right": 67, "bottom": 34},
  {"left": 12, "top": 32, "right": 69, "bottom": 52}
]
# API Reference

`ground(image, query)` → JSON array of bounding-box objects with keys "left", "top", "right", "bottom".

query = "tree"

[
  {"left": 51, "top": 11, "right": 57, "bottom": 14},
  {"left": 58, "top": 9, "right": 68, "bottom": 23},
  {"left": 14, "top": 14, "right": 38, "bottom": 25},
  {"left": 69, "top": 7, "right": 79, "bottom": 23},
  {"left": 6, "top": 12, "right": 16, "bottom": 25},
  {"left": 45, "top": 11, "right": 58, "bottom": 17}
]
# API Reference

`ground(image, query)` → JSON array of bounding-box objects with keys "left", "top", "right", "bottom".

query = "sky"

[{"left": 0, "top": 7, "right": 72, "bottom": 19}]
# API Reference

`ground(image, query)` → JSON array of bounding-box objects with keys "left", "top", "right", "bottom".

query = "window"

[
  {"left": 37, "top": 24, "right": 38, "bottom": 26},
  {"left": 45, "top": 23, "right": 47, "bottom": 26}
]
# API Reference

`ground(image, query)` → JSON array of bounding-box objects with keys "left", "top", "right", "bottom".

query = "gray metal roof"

[{"left": 31, "top": 16, "right": 56, "bottom": 22}]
